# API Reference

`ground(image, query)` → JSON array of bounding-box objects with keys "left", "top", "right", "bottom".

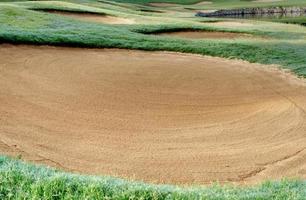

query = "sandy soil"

[
  {"left": 195, "top": 1, "right": 212, "bottom": 6},
  {"left": 45, "top": 10, "right": 135, "bottom": 24},
  {"left": 0, "top": 45, "right": 305, "bottom": 185},
  {"left": 155, "top": 31, "right": 254, "bottom": 39}
]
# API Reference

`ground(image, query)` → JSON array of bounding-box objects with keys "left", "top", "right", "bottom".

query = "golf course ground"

[{"left": 0, "top": 0, "right": 306, "bottom": 199}]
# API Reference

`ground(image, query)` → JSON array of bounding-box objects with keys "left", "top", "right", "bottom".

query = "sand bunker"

[
  {"left": 155, "top": 31, "right": 254, "bottom": 39},
  {"left": 44, "top": 10, "right": 135, "bottom": 24},
  {"left": 195, "top": 1, "right": 213, "bottom": 6},
  {"left": 0, "top": 45, "right": 306, "bottom": 185}
]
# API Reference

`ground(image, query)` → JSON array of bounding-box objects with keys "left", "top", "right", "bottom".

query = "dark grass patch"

[
  {"left": 183, "top": 7, "right": 198, "bottom": 10},
  {"left": 130, "top": 24, "right": 253, "bottom": 34},
  {"left": 138, "top": 8, "right": 164, "bottom": 13},
  {"left": 30, "top": 8, "right": 106, "bottom": 15}
]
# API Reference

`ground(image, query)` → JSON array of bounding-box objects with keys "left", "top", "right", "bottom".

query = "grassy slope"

[{"left": 1, "top": 156, "right": 306, "bottom": 200}]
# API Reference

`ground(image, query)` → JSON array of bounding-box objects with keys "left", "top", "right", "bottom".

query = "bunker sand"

[
  {"left": 45, "top": 10, "right": 135, "bottom": 24},
  {"left": 0, "top": 45, "right": 306, "bottom": 185}
]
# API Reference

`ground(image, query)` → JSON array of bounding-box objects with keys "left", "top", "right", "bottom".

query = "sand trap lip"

[
  {"left": 0, "top": 45, "right": 306, "bottom": 185},
  {"left": 195, "top": 1, "right": 213, "bottom": 6},
  {"left": 154, "top": 30, "right": 255, "bottom": 39},
  {"left": 42, "top": 10, "right": 135, "bottom": 24}
]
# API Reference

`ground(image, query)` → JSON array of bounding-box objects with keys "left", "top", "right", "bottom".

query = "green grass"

[
  {"left": 268, "top": 17, "right": 306, "bottom": 26},
  {"left": 0, "top": 155, "right": 306, "bottom": 200},
  {"left": 104, "top": 0, "right": 203, "bottom": 5}
]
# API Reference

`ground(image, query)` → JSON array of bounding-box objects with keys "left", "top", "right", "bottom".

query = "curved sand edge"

[
  {"left": 0, "top": 44, "right": 305, "bottom": 185},
  {"left": 44, "top": 10, "right": 135, "bottom": 24}
]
